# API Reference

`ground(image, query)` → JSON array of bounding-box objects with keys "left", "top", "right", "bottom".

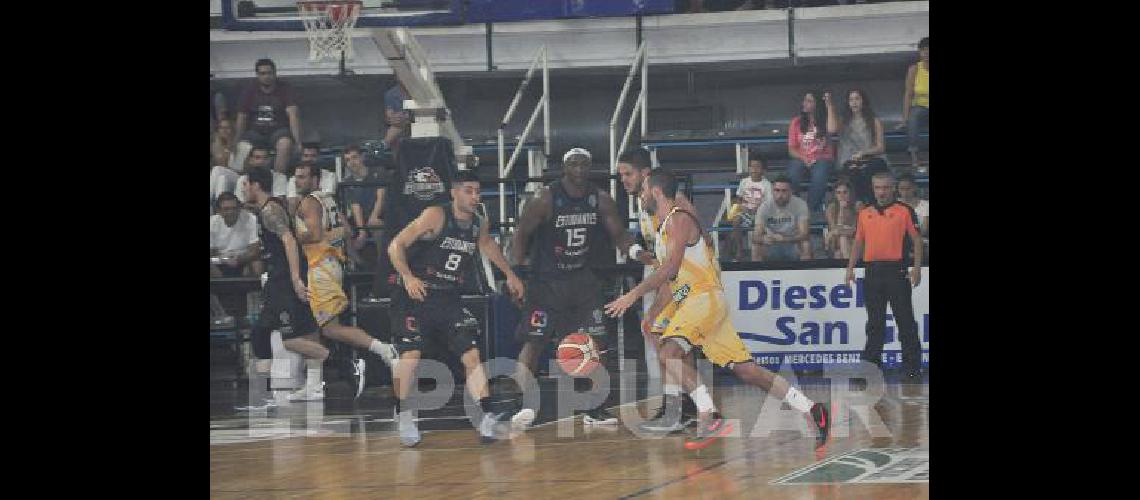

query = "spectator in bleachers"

[
  {"left": 824, "top": 179, "right": 858, "bottom": 259},
  {"left": 786, "top": 90, "right": 836, "bottom": 219},
  {"left": 211, "top": 118, "right": 236, "bottom": 169},
  {"left": 235, "top": 143, "right": 288, "bottom": 206},
  {"left": 383, "top": 83, "right": 411, "bottom": 151},
  {"left": 287, "top": 142, "right": 338, "bottom": 198},
  {"left": 365, "top": 168, "right": 389, "bottom": 233},
  {"left": 728, "top": 152, "right": 773, "bottom": 261},
  {"left": 752, "top": 176, "right": 812, "bottom": 261},
  {"left": 826, "top": 89, "right": 889, "bottom": 208},
  {"left": 896, "top": 174, "right": 928, "bottom": 239},
  {"left": 235, "top": 58, "right": 302, "bottom": 177},
  {"left": 210, "top": 192, "right": 263, "bottom": 278},
  {"left": 211, "top": 78, "right": 229, "bottom": 134},
  {"left": 341, "top": 144, "right": 384, "bottom": 269},
  {"left": 210, "top": 118, "right": 243, "bottom": 205},
  {"left": 901, "top": 37, "right": 929, "bottom": 173}
]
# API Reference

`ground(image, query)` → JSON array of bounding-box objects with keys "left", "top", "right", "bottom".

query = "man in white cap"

[{"left": 509, "top": 147, "right": 649, "bottom": 428}]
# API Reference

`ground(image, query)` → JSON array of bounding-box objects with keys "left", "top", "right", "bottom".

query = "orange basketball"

[{"left": 556, "top": 333, "right": 601, "bottom": 376}]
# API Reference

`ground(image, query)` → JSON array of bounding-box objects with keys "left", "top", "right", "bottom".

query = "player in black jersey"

[
  {"left": 243, "top": 166, "right": 330, "bottom": 405},
  {"left": 508, "top": 147, "right": 649, "bottom": 428},
  {"left": 387, "top": 170, "right": 525, "bottom": 447}
]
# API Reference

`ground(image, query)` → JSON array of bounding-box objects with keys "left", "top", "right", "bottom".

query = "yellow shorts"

[
  {"left": 307, "top": 255, "right": 348, "bottom": 327},
  {"left": 658, "top": 290, "right": 752, "bottom": 368}
]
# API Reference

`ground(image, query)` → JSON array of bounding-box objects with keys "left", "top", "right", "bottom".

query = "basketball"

[{"left": 556, "top": 333, "right": 601, "bottom": 376}]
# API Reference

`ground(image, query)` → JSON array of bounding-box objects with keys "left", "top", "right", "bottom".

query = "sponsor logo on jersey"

[
  {"left": 530, "top": 310, "right": 548, "bottom": 328},
  {"left": 554, "top": 213, "right": 598, "bottom": 227},
  {"left": 672, "top": 284, "right": 691, "bottom": 303}
]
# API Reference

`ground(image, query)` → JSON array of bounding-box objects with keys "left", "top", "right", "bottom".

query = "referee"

[{"left": 845, "top": 172, "right": 924, "bottom": 379}]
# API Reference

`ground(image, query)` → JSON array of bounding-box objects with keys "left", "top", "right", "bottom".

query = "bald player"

[{"left": 508, "top": 147, "right": 652, "bottom": 429}]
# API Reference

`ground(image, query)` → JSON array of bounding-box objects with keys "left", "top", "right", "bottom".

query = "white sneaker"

[
  {"left": 234, "top": 396, "right": 277, "bottom": 412},
  {"left": 398, "top": 409, "right": 421, "bottom": 447},
  {"left": 287, "top": 383, "right": 325, "bottom": 402},
  {"left": 479, "top": 412, "right": 503, "bottom": 444},
  {"left": 582, "top": 407, "right": 619, "bottom": 426},
  {"left": 510, "top": 408, "right": 536, "bottom": 430}
]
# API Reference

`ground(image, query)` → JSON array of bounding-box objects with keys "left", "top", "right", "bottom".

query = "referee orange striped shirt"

[{"left": 854, "top": 202, "right": 921, "bottom": 262}]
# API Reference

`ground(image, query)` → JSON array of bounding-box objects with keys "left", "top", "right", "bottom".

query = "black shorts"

[
  {"left": 256, "top": 277, "right": 320, "bottom": 341},
  {"left": 391, "top": 291, "right": 481, "bottom": 359},
  {"left": 514, "top": 271, "right": 613, "bottom": 344}
]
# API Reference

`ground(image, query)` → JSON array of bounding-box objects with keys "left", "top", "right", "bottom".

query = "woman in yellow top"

[{"left": 902, "top": 37, "right": 929, "bottom": 172}]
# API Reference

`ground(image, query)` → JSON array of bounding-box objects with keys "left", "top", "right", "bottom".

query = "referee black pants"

[{"left": 861, "top": 262, "right": 922, "bottom": 373}]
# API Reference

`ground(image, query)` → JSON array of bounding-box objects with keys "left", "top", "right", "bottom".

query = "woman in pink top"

[{"left": 786, "top": 90, "right": 836, "bottom": 216}]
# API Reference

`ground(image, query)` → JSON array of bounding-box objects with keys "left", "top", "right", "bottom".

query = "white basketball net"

[{"left": 297, "top": 1, "right": 362, "bottom": 62}]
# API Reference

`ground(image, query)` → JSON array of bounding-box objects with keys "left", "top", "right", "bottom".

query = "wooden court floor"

[{"left": 211, "top": 378, "right": 928, "bottom": 499}]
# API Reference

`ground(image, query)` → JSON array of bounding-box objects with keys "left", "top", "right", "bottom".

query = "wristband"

[{"left": 628, "top": 243, "right": 644, "bottom": 260}]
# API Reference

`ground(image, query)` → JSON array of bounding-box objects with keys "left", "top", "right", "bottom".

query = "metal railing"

[
  {"left": 708, "top": 188, "right": 735, "bottom": 260},
  {"left": 371, "top": 28, "right": 473, "bottom": 166},
  {"left": 497, "top": 45, "right": 550, "bottom": 238},
  {"left": 609, "top": 41, "right": 649, "bottom": 261},
  {"left": 609, "top": 41, "right": 648, "bottom": 204}
]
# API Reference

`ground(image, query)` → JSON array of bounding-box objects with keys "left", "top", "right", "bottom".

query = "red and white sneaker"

[
  {"left": 684, "top": 413, "right": 733, "bottom": 451},
  {"left": 809, "top": 402, "right": 831, "bottom": 449}
]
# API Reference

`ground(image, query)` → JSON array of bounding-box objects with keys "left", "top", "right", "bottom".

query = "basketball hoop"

[{"left": 297, "top": 0, "right": 363, "bottom": 62}]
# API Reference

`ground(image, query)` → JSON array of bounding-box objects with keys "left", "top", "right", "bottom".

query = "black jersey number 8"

[{"left": 445, "top": 253, "right": 463, "bottom": 271}]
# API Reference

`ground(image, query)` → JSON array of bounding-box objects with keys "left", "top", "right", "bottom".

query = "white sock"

[
  {"left": 689, "top": 385, "right": 716, "bottom": 414},
  {"left": 305, "top": 359, "right": 324, "bottom": 391},
  {"left": 270, "top": 331, "right": 303, "bottom": 389},
  {"left": 783, "top": 386, "right": 814, "bottom": 413},
  {"left": 369, "top": 339, "right": 392, "bottom": 357},
  {"left": 663, "top": 384, "right": 681, "bottom": 396}
]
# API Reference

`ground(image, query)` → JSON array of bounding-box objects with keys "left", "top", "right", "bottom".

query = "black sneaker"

[
  {"left": 684, "top": 412, "right": 732, "bottom": 450},
  {"left": 649, "top": 400, "right": 668, "bottom": 421},
  {"left": 650, "top": 394, "right": 698, "bottom": 427},
  {"left": 681, "top": 394, "right": 699, "bottom": 427},
  {"left": 583, "top": 407, "right": 619, "bottom": 426},
  {"left": 809, "top": 402, "right": 831, "bottom": 449},
  {"left": 640, "top": 395, "right": 685, "bottom": 433}
]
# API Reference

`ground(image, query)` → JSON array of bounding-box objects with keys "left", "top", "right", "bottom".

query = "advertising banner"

[{"left": 722, "top": 267, "right": 929, "bottom": 369}]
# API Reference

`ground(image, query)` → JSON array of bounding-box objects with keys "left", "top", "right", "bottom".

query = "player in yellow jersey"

[
  {"left": 616, "top": 148, "right": 703, "bottom": 431},
  {"left": 293, "top": 163, "right": 398, "bottom": 399},
  {"left": 605, "top": 169, "right": 831, "bottom": 450}
]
